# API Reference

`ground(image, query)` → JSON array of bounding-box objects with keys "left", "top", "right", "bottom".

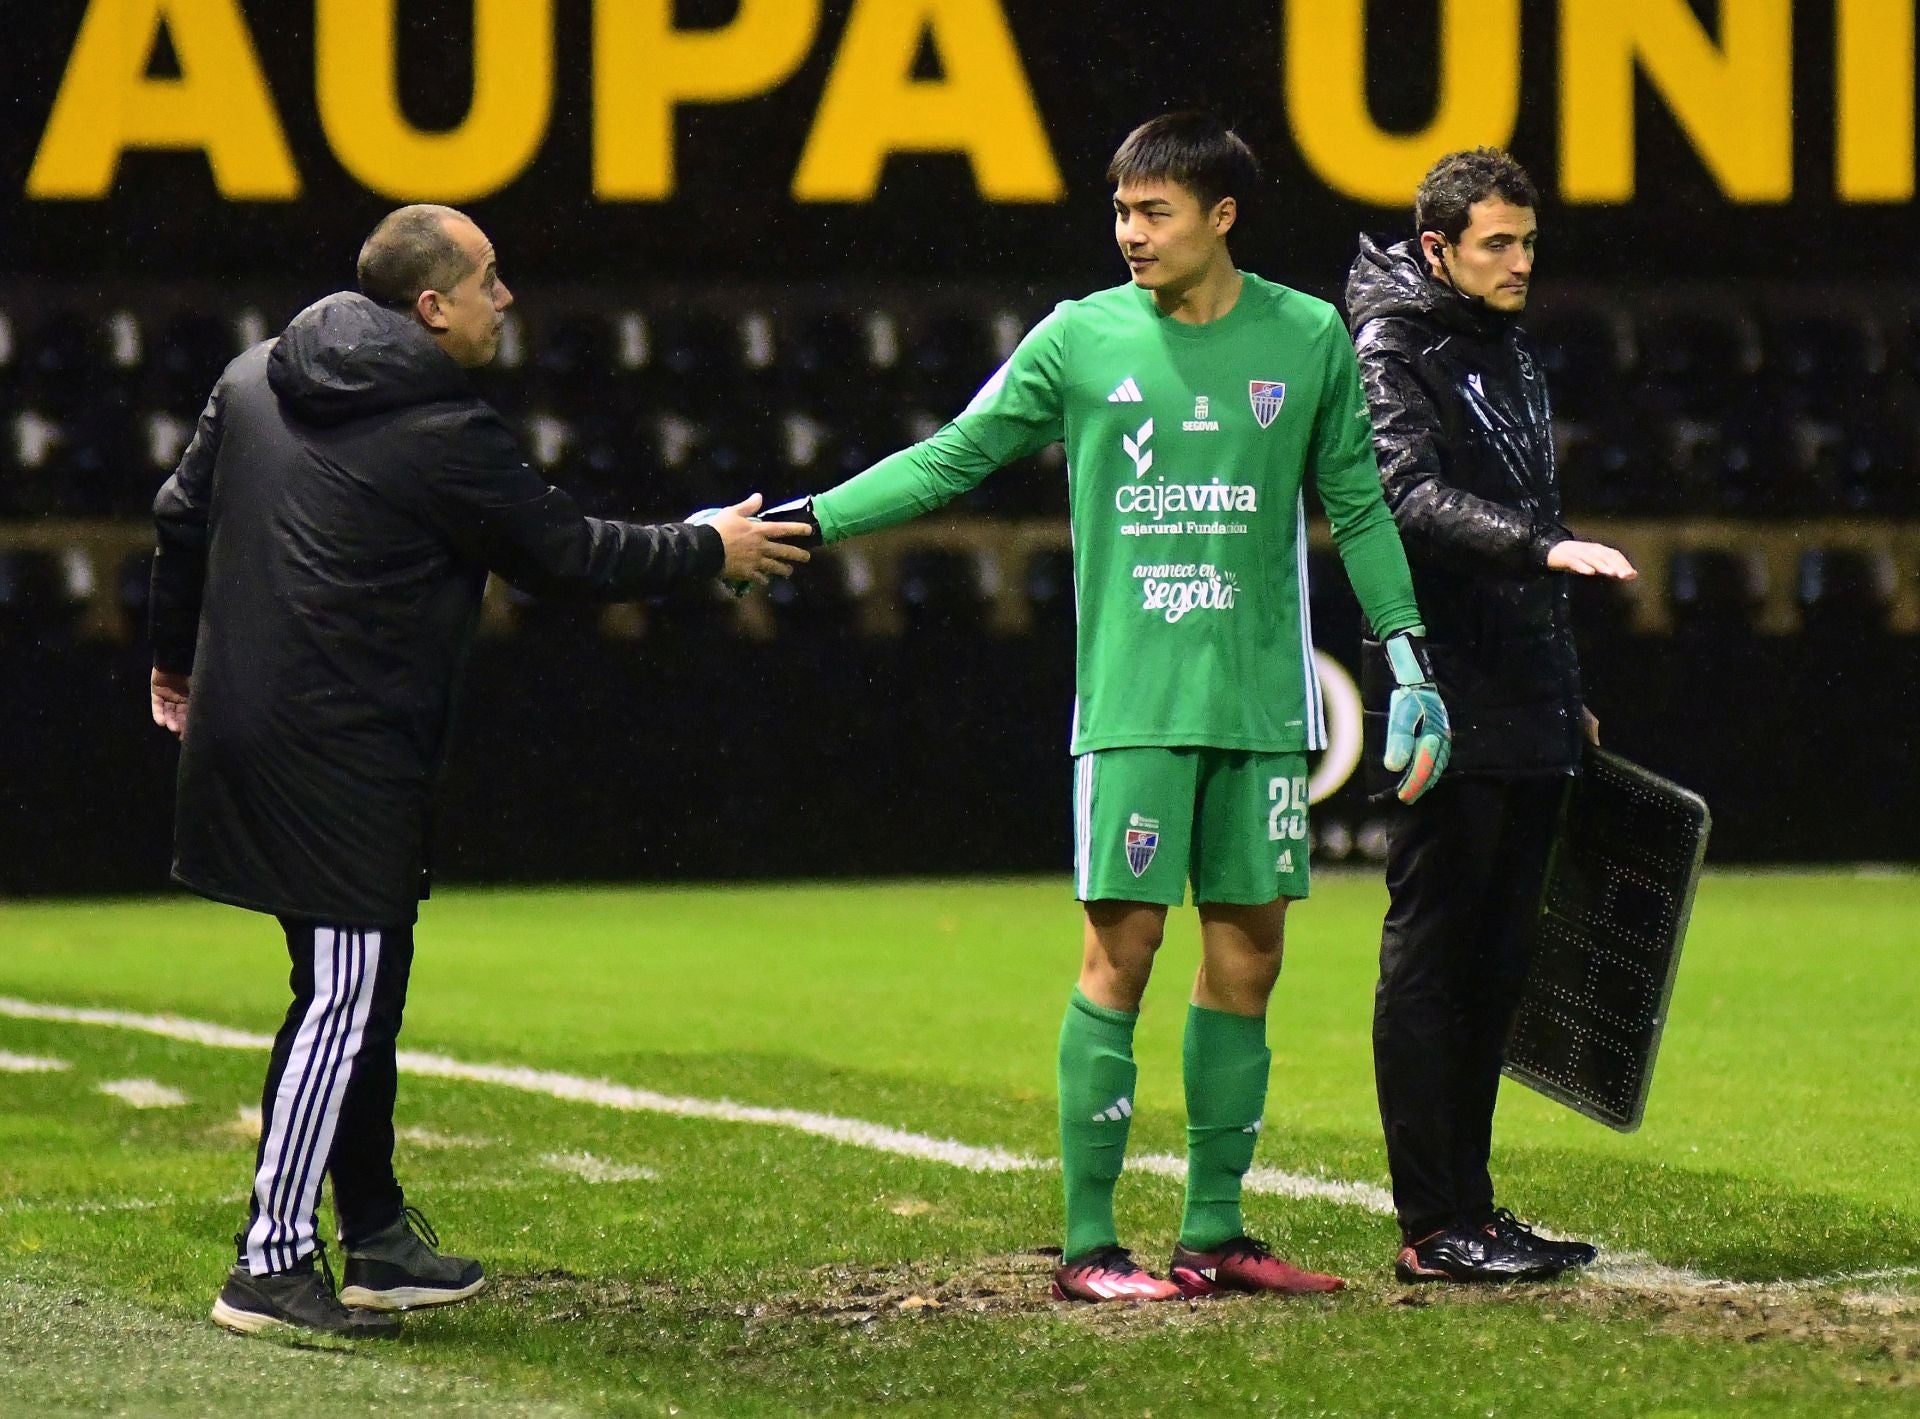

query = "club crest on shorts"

[
  {"left": 1248, "top": 380, "right": 1287, "bottom": 428},
  {"left": 1124, "top": 812, "right": 1161, "bottom": 878}
]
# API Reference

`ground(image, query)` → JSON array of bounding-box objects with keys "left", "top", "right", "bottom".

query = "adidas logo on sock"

[
  {"left": 1106, "top": 377, "right": 1143, "bottom": 403},
  {"left": 1242, "top": 1118, "right": 1264, "bottom": 1136},
  {"left": 1092, "top": 1096, "right": 1134, "bottom": 1123}
]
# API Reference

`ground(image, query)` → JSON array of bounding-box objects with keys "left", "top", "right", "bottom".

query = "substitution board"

[{"left": 1504, "top": 747, "right": 1711, "bottom": 1132}]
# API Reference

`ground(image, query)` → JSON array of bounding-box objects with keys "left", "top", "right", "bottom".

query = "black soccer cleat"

[
  {"left": 338, "top": 1206, "right": 486, "bottom": 1311},
  {"left": 1395, "top": 1224, "right": 1564, "bottom": 1284},
  {"left": 1484, "top": 1208, "right": 1599, "bottom": 1269},
  {"left": 211, "top": 1246, "right": 403, "bottom": 1338}
]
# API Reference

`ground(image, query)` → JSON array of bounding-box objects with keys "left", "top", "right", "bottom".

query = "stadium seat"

[
  {"left": 905, "top": 311, "right": 997, "bottom": 412},
  {"left": 0, "top": 546, "right": 87, "bottom": 645},
  {"left": 6, "top": 402, "right": 140, "bottom": 517},
  {"left": 150, "top": 311, "right": 241, "bottom": 413},
  {"left": 896, "top": 547, "right": 990, "bottom": 637},
  {"left": 647, "top": 308, "right": 762, "bottom": 417},
  {"left": 1796, "top": 546, "right": 1891, "bottom": 638},
  {"left": 766, "top": 547, "right": 858, "bottom": 638},
  {"left": 1530, "top": 304, "right": 1632, "bottom": 422},
  {"left": 779, "top": 307, "right": 903, "bottom": 411},
  {"left": 1556, "top": 417, "right": 1666, "bottom": 513},
  {"left": 20, "top": 310, "right": 138, "bottom": 417},
  {"left": 528, "top": 311, "right": 623, "bottom": 406},
  {"left": 1023, "top": 547, "right": 1075, "bottom": 635},
  {"left": 1667, "top": 548, "right": 1761, "bottom": 637},
  {"left": 1759, "top": 311, "right": 1883, "bottom": 420},
  {"left": 1636, "top": 307, "right": 1759, "bottom": 418}
]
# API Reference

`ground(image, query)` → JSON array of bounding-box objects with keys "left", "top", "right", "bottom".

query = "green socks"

[
  {"left": 1178, "top": 1003, "right": 1271, "bottom": 1251},
  {"left": 1057, "top": 989, "right": 1139, "bottom": 1261},
  {"left": 1057, "top": 994, "right": 1271, "bottom": 1258}
]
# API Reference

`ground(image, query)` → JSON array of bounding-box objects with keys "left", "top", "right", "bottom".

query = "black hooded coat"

[
  {"left": 1344, "top": 236, "right": 1584, "bottom": 787},
  {"left": 149, "top": 293, "right": 722, "bottom": 925}
]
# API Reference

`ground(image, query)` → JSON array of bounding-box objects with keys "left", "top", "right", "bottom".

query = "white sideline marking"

[
  {"left": 0, "top": 999, "right": 272, "bottom": 1050},
  {"left": 96, "top": 1079, "right": 188, "bottom": 1109},
  {"left": 0, "top": 996, "right": 1371, "bottom": 1200},
  {"left": 540, "top": 1152, "right": 660, "bottom": 1184},
  {"left": 9, "top": 994, "right": 1914, "bottom": 1299},
  {"left": 0, "top": 1051, "right": 69, "bottom": 1073},
  {"left": 398, "top": 1126, "right": 491, "bottom": 1150},
  {"left": 1130, "top": 1153, "right": 1395, "bottom": 1215}
]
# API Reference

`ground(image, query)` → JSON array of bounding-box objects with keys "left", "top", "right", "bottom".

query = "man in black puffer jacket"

[
  {"left": 150, "top": 205, "right": 810, "bottom": 1339},
  {"left": 1344, "top": 151, "right": 1636, "bottom": 1284}
]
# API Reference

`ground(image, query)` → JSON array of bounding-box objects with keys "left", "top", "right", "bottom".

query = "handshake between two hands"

[{"left": 685, "top": 494, "right": 821, "bottom": 592}]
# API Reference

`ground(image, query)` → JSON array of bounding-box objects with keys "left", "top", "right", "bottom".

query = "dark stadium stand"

[
  {"left": 1, "top": 284, "right": 1911, "bottom": 527},
  {"left": 3, "top": 282, "right": 1917, "bottom": 886}
]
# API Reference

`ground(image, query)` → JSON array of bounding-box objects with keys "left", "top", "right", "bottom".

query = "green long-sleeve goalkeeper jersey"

[{"left": 814, "top": 274, "right": 1422, "bottom": 755}]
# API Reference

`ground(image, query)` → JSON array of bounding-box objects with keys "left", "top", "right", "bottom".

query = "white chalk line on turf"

[
  {"left": 13, "top": 994, "right": 1916, "bottom": 1298},
  {"left": 0, "top": 994, "right": 1381, "bottom": 1209}
]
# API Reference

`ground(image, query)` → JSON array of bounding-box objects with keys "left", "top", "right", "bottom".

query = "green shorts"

[{"left": 1072, "top": 747, "right": 1311, "bottom": 906}]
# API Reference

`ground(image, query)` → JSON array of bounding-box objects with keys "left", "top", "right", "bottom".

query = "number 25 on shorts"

[{"left": 1268, "top": 775, "right": 1308, "bottom": 842}]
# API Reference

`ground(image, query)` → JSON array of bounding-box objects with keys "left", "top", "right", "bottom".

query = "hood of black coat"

[
  {"left": 267, "top": 292, "right": 470, "bottom": 426},
  {"left": 1344, "top": 234, "right": 1509, "bottom": 339}
]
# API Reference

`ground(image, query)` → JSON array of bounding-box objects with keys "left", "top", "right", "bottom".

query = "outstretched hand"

[
  {"left": 1547, "top": 540, "right": 1637, "bottom": 579},
  {"left": 151, "top": 668, "right": 190, "bottom": 738},
  {"left": 697, "top": 494, "right": 814, "bottom": 587}
]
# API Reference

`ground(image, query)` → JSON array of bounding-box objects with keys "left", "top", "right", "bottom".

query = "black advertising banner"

[{"left": 2, "top": 1, "right": 1913, "bottom": 287}]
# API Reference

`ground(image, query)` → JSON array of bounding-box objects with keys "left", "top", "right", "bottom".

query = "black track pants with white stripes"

[{"left": 240, "top": 919, "right": 415, "bottom": 1276}]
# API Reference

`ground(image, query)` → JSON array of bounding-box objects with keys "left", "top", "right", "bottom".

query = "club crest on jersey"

[
  {"left": 1248, "top": 380, "right": 1287, "bottom": 428},
  {"left": 1124, "top": 812, "right": 1161, "bottom": 877}
]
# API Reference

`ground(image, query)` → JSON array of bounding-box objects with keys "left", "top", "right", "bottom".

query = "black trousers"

[
  {"left": 1373, "top": 774, "right": 1566, "bottom": 1241},
  {"left": 240, "top": 918, "right": 414, "bottom": 1274}
]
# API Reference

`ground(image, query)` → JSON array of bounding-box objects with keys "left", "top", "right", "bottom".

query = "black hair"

[
  {"left": 356, "top": 204, "right": 477, "bottom": 309},
  {"left": 1106, "top": 111, "right": 1260, "bottom": 214},
  {"left": 1413, "top": 148, "right": 1538, "bottom": 243}
]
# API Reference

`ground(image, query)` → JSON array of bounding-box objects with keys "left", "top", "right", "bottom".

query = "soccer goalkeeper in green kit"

[{"left": 773, "top": 113, "right": 1450, "bottom": 1302}]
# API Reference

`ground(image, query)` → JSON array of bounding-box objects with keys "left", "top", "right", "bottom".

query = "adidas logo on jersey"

[
  {"left": 1092, "top": 1096, "right": 1134, "bottom": 1123},
  {"left": 1107, "top": 377, "right": 1144, "bottom": 403}
]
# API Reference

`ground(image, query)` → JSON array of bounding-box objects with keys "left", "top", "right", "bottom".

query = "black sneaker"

[
  {"left": 339, "top": 1206, "right": 486, "bottom": 1311},
  {"left": 211, "top": 1245, "right": 403, "bottom": 1338},
  {"left": 1485, "top": 1208, "right": 1598, "bottom": 1269},
  {"left": 1395, "top": 1225, "right": 1564, "bottom": 1284}
]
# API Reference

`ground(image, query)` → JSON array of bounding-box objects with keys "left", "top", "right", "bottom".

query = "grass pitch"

[{"left": 1, "top": 872, "right": 1915, "bottom": 1416}]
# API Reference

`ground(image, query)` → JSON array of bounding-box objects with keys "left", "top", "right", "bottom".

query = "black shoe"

[
  {"left": 1394, "top": 1225, "right": 1563, "bottom": 1284},
  {"left": 1485, "top": 1208, "right": 1598, "bottom": 1269},
  {"left": 339, "top": 1206, "right": 486, "bottom": 1311},
  {"left": 211, "top": 1246, "right": 403, "bottom": 1338}
]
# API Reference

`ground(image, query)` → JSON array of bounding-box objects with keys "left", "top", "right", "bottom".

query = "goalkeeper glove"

[
  {"left": 1382, "top": 628, "right": 1451, "bottom": 804},
  {"left": 686, "top": 496, "right": 823, "bottom": 597},
  {"left": 758, "top": 495, "right": 822, "bottom": 550}
]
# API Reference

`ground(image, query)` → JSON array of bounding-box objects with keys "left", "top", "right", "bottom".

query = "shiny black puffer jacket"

[
  {"left": 1344, "top": 235, "right": 1583, "bottom": 785},
  {"left": 150, "top": 293, "right": 722, "bottom": 925}
]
